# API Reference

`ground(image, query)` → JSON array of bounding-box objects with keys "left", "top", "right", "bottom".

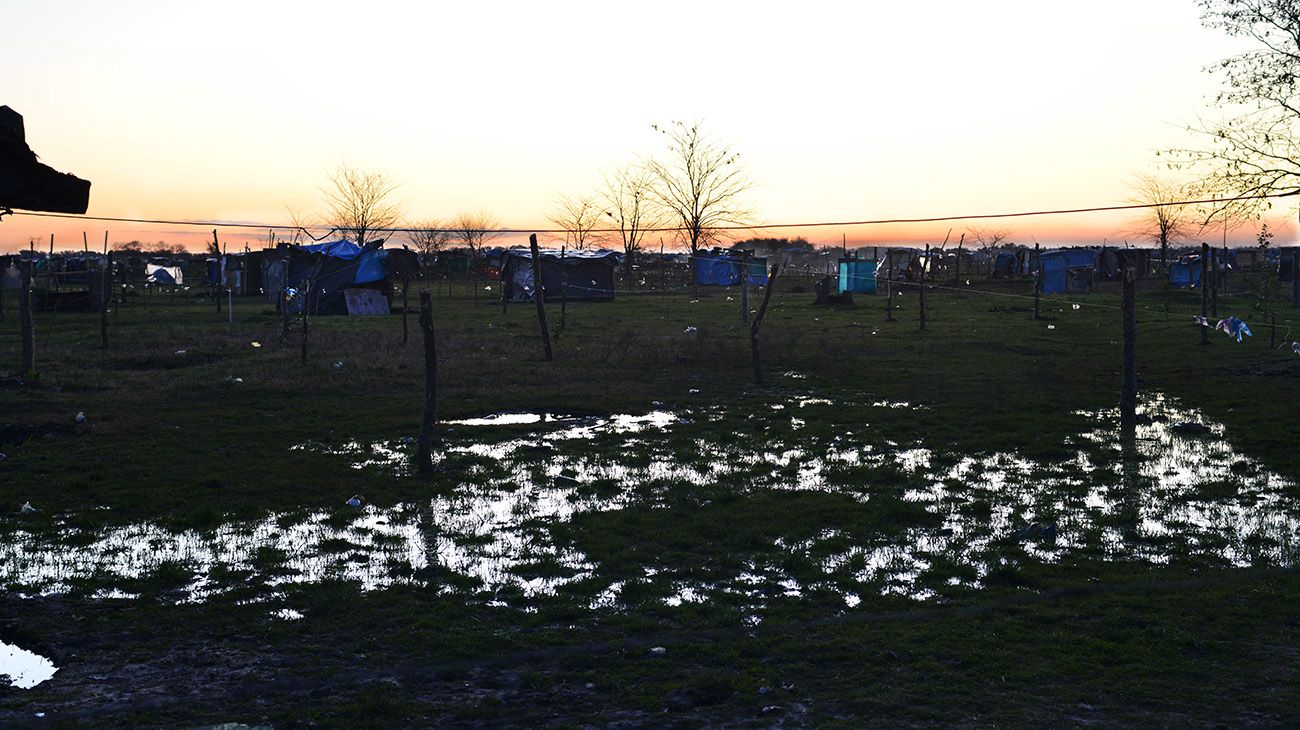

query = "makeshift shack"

[
  {"left": 1040, "top": 248, "right": 1098, "bottom": 294},
  {"left": 500, "top": 248, "right": 618, "bottom": 302},
  {"left": 284, "top": 240, "right": 391, "bottom": 315},
  {"left": 694, "top": 250, "right": 768, "bottom": 287},
  {"left": 1169, "top": 257, "right": 1203, "bottom": 288},
  {"left": 837, "top": 257, "right": 877, "bottom": 294}
]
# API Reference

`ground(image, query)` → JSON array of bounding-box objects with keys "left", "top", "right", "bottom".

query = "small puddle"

[{"left": 1, "top": 640, "right": 58, "bottom": 689}]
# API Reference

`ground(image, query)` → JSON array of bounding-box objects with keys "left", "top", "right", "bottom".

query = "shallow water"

[
  {"left": 0, "top": 640, "right": 58, "bottom": 689},
  {"left": 1, "top": 395, "right": 1296, "bottom": 615}
]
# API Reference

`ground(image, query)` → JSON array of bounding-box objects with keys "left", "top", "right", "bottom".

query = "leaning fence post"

[
  {"left": 416, "top": 290, "right": 438, "bottom": 475},
  {"left": 1121, "top": 265, "right": 1138, "bottom": 426},
  {"left": 19, "top": 261, "right": 36, "bottom": 376},
  {"left": 750, "top": 264, "right": 781, "bottom": 384},
  {"left": 1200, "top": 242, "right": 1210, "bottom": 346},
  {"left": 528, "top": 234, "right": 553, "bottom": 361},
  {"left": 1292, "top": 248, "right": 1299, "bottom": 308}
]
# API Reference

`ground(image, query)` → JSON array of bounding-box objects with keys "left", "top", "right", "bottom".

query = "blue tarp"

[
  {"left": 838, "top": 259, "right": 877, "bottom": 294},
  {"left": 695, "top": 253, "right": 768, "bottom": 286},
  {"left": 1040, "top": 249, "right": 1098, "bottom": 294},
  {"left": 1169, "top": 259, "right": 1202, "bottom": 288},
  {"left": 300, "top": 240, "right": 387, "bottom": 284}
]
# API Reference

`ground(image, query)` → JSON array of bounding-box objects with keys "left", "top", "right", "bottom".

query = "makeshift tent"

[
  {"left": 1169, "top": 258, "right": 1202, "bottom": 288},
  {"left": 284, "top": 240, "right": 391, "bottom": 315},
  {"left": 693, "top": 251, "right": 769, "bottom": 287},
  {"left": 1039, "top": 248, "right": 1098, "bottom": 294},
  {"left": 500, "top": 248, "right": 617, "bottom": 302},
  {"left": 838, "top": 258, "right": 877, "bottom": 294},
  {"left": 875, "top": 249, "right": 921, "bottom": 281},
  {"left": 145, "top": 263, "right": 183, "bottom": 285}
]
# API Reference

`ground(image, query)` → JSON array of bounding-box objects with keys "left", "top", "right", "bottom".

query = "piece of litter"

[
  {"left": 649, "top": 646, "right": 667, "bottom": 655},
  {"left": 20, "top": 501, "right": 38, "bottom": 514},
  {"left": 1072, "top": 304, "right": 1080, "bottom": 311},
  {"left": 684, "top": 326, "right": 698, "bottom": 334},
  {"left": 1047, "top": 324, "right": 1056, "bottom": 330},
  {"left": 688, "top": 388, "right": 700, "bottom": 394},
  {"left": 74, "top": 412, "right": 86, "bottom": 424},
  {"left": 228, "top": 377, "right": 243, "bottom": 384},
  {"left": 1215, "top": 316, "right": 1252, "bottom": 342},
  {"left": 175, "top": 349, "right": 187, "bottom": 355},
  {"left": 346, "top": 495, "right": 364, "bottom": 508},
  {"left": 251, "top": 341, "right": 262, "bottom": 348},
  {"left": 333, "top": 361, "right": 344, "bottom": 368},
  {"left": 0, "top": 453, "right": 6, "bottom": 461},
  {"left": 1193, "top": 315, "right": 1209, "bottom": 327}
]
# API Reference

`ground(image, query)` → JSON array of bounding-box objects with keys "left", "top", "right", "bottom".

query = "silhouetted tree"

[
  {"left": 647, "top": 121, "right": 752, "bottom": 258},
  {"left": 547, "top": 194, "right": 605, "bottom": 250},
  {"left": 324, "top": 164, "right": 402, "bottom": 247}
]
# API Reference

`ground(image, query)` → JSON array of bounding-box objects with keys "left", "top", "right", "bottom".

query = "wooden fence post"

[
  {"left": 919, "top": 244, "right": 929, "bottom": 331},
  {"left": 1210, "top": 247, "right": 1219, "bottom": 318},
  {"left": 1033, "top": 242, "right": 1042, "bottom": 320},
  {"left": 741, "top": 250, "right": 751, "bottom": 324},
  {"left": 19, "top": 261, "right": 36, "bottom": 376},
  {"left": 1121, "top": 265, "right": 1138, "bottom": 426},
  {"left": 560, "top": 245, "right": 568, "bottom": 332},
  {"left": 1292, "top": 248, "right": 1299, "bottom": 308},
  {"left": 885, "top": 248, "right": 895, "bottom": 322},
  {"left": 528, "top": 234, "right": 553, "bottom": 361},
  {"left": 416, "top": 290, "right": 438, "bottom": 475},
  {"left": 1200, "top": 242, "right": 1210, "bottom": 346},
  {"left": 750, "top": 264, "right": 780, "bottom": 384},
  {"left": 101, "top": 252, "right": 112, "bottom": 350},
  {"left": 403, "top": 267, "right": 411, "bottom": 344}
]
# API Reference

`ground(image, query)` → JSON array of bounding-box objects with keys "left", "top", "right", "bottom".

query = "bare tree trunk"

[
  {"left": 750, "top": 264, "right": 780, "bottom": 384},
  {"left": 416, "top": 291, "right": 438, "bottom": 476}
]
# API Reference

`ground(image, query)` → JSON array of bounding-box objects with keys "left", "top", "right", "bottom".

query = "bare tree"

[
  {"left": 647, "top": 121, "right": 753, "bottom": 258},
  {"left": 323, "top": 164, "right": 402, "bottom": 248},
  {"left": 602, "top": 163, "right": 662, "bottom": 285},
  {"left": 449, "top": 211, "right": 502, "bottom": 268},
  {"left": 1172, "top": 1, "right": 1300, "bottom": 222},
  {"left": 547, "top": 194, "right": 606, "bottom": 250},
  {"left": 285, "top": 207, "right": 316, "bottom": 246},
  {"left": 966, "top": 227, "right": 1012, "bottom": 278},
  {"left": 405, "top": 219, "right": 450, "bottom": 257},
  {"left": 1129, "top": 174, "right": 1197, "bottom": 267}
]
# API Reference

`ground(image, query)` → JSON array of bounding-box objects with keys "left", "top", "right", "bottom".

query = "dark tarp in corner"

[
  {"left": 500, "top": 249, "right": 618, "bottom": 302},
  {"left": 285, "top": 241, "right": 391, "bottom": 315}
]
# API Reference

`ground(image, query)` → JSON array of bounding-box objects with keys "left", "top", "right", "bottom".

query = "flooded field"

[{"left": 2, "top": 392, "right": 1295, "bottom": 626}]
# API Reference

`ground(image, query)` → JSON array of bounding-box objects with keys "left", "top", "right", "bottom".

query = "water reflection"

[
  {"left": 0, "top": 640, "right": 58, "bottom": 689},
  {"left": 1, "top": 395, "right": 1295, "bottom": 617}
]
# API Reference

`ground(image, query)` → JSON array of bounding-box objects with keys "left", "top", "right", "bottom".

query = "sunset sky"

[{"left": 3, "top": 0, "right": 1293, "bottom": 252}]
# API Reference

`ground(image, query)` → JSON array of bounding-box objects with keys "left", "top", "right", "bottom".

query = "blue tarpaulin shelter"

[
  {"left": 299, "top": 240, "right": 387, "bottom": 284},
  {"left": 500, "top": 248, "right": 618, "bottom": 302},
  {"left": 695, "top": 252, "right": 768, "bottom": 286},
  {"left": 838, "top": 258, "right": 877, "bottom": 294},
  {"left": 1169, "top": 258, "right": 1202, "bottom": 288},
  {"left": 1040, "top": 248, "right": 1098, "bottom": 294}
]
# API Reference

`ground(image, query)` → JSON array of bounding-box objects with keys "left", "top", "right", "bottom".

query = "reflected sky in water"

[{"left": 0, "top": 394, "right": 1295, "bottom": 618}]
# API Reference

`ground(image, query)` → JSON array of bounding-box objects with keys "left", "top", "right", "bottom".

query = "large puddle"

[
  {"left": 0, "top": 640, "right": 58, "bottom": 689},
  {"left": 1, "top": 395, "right": 1296, "bottom": 619}
]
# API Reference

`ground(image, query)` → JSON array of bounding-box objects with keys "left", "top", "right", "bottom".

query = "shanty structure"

[{"left": 499, "top": 248, "right": 618, "bottom": 302}]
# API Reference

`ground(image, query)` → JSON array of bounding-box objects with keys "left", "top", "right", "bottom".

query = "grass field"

[{"left": 1, "top": 273, "right": 1298, "bottom": 727}]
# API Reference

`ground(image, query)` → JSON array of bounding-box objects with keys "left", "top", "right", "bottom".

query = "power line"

[{"left": 7, "top": 190, "right": 1297, "bottom": 237}]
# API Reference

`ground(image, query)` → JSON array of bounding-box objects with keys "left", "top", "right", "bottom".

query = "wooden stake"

[
  {"left": 402, "top": 266, "right": 411, "bottom": 344},
  {"left": 920, "top": 244, "right": 929, "bottom": 331},
  {"left": 1210, "top": 247, "right": 1219, "bottom": 318},
  {"left": 750, "top": 264, "right": 781, "bottom": 383},
  {"left": 83, "top": 232, "right": 88, "bottom": 253},
  {"left": 885, "top": 248, "right": 895, "bottom": 322},
  {"left": 1033, "top": 242, "right": 1042, "bottom": 320},
  {"left": 1121, "top": 265, "right": 1138, "bottom": 426},
  {"left": 528, "top": 234, "right": 553, "bottom": 361},
  {"left": 560, "top": 245, "right": 568, "bottom": 332},
  {"left": 1200, "top": 243, "right": 1210, "bottom": 346},
  {"left": 101, "top": 252, "right": 112, "bottom": 350},
  {"left": 741, "top": 250, "right": 750, "bottom": 324},
  {"left": 1292, "top": 248, "right": 1299, "bottom": 308},
  {"left": 416, "top": 290, "right": 438, "bottom": 475},
  {"left": 19, "top": 262, "right": 36, "bottom": 376}
]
